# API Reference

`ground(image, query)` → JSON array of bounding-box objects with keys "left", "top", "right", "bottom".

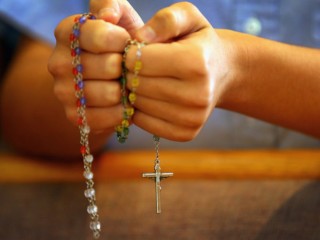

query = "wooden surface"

[
  {"left": 0, "top": 150, "right": 320, "bottom": 239},
  {"left": 1, "top": 149, "right": 320, "bottom": 182}
]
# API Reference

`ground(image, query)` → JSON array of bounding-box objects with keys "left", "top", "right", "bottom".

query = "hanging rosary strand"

[
  {"left": 70, "top": 14, "right": 173, "bottom": 239},
  {"left": 119, "top": 40, "right": 174, "bottom": 213},
  {"left": 70, "top": 13, "right": 101, "bottom": 239}
]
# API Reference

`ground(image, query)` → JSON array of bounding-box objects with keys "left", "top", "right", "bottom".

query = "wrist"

[{"left": 213, "top": 30, "right": 250, "bottom": 110}]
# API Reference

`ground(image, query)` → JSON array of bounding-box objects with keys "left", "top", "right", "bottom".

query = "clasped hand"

[{"left": 49, "top": 2, "right": 230, "bottom": 141}]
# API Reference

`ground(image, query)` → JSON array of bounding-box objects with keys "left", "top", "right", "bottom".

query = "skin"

[
  {"left": 88, "top": 0, "right": 320, "bottom": 139},
  {"left": 1, "top": 1, "right": 319, "bottom": 158},
  {"left": 0, "top": 36, "right": 107, "bottom": 159}
]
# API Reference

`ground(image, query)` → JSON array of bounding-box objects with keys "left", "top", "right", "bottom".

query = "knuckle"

[
  {"left": 53, "top": 81, "right": 72, "bottom": 104},
  {"left": 48, "top": 51, "right": 70, "bottom": 78},
  {"left": 172, "top": 126, "right": 200, "bottom": 142},
  {"left": 65, "top": 108, "right": 78, "bottom": 125}
]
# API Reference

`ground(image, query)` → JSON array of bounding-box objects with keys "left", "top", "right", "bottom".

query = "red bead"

[
  {"left": 77, "top": 117, "right": 83, "bottom": 125},
  {"left": 71, "top": 49, "right": 76, "bottom": 57},
  {"left": 75, "top": 84, "right": 80, "bottom": 91},
  {"left": 80, "top": 146, "right": 86, "bottom": 154},
  {"left": 76, "top": 99, "right": 81, "bottom": 107},
  {"left": 72, "top": 67, "right": 78, "bottom": 75},
  {"left": 74, "top": 16, "right": 80, "bottom": 22},
  {"left": 69, "top": 33, "right": 75, "bottom": 41}
]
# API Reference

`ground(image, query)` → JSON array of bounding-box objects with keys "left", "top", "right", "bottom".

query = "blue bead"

[
  {"left": 73, "top": 29, "right": 80, "bottom": 38},
  {"left": 79, "top": 16, "right": 87, "bottom": 24},
  {"left": 80, "top": 97, "right": 86, "bottom": 105},
  {"left": 76, "top": 64, "right": 83, "bottom": 73},
  {"left": 75, "top": 47, "right": 81, "bottom": 55},
  {"left": 78, "top": 81, "right": 84, "bottom": 89}
]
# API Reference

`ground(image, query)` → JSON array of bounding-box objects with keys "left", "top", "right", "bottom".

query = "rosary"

[{"left": 71, "top": 13, "right": 173, "bottom": 239}]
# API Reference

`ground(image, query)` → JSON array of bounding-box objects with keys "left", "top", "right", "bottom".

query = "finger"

[
  {"left": 133, "top": 94, "right": 209, "bottom": 129},
  {"left": 65, "top": 104, "right": 123, "bottom": 132},
  {"left": 55, "top": 15, "right": 130, "bottom": 53},
  {"left": 55, "top": 79, "right": 120, "bottom": 107},
  {"left": 125, "top": 42, "right": 208, "bottom": 80},
  {"left": 127, "top": 74, "right": 210, "bottom": 108},
  {"left": 83, "top": 80, "right": 121, "bottom": 107},
  {"left": 90, "top": 0, "right": 144, "bottom": 36},
  {"left": 50, "top": 48, "right": 122, "bottom": 80},
  {"left": 135, "top": 2, "right": 210, "bottom": 43},
  {"left": 133, "top": 110, "right": 201, "bottom": 142},
  {"left": 79, "top": 19, "right": 131, "bottom": 53},
  {"left": 81, "top": 52, "right": 122, "bottom": 79}
]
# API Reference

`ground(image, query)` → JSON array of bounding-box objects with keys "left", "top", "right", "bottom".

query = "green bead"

[
  {"left": 120, "top": 76, "right": 126, "bottom": 85},
  {"left": 123, "top": 127, "right": 129, "bottom": 135}
]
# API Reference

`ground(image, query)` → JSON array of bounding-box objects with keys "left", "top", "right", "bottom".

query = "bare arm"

[
  {"left": 215, "top": 30, "right": 320, "bottom": 138},
  {"left": 0, "top": 36, "right": 109, "bottom": 159}
]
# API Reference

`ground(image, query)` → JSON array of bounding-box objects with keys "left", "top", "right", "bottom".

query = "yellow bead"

[
  {"left": 134, "top": 60, "right": 142, "bottom": 72},
  {"left": 122, "top": 119, "right": 129, "bottom": 127},
  {"left": 126, "top": 107, "right": 134, "bottom": 116},
  {"left": 115, "top": 125, "right": 123, "bottom": 132},
  {"left": 129, "top": 92, "right": 136, "bottom": 103},
  {"left": 132, "top": 77, "right": 139, "bottom": 88}
]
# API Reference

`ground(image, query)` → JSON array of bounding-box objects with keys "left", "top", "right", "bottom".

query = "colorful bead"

[
  {"left": 134, "top": 60, "right": 142, "bottom": 72},
  {"left": 80, "top": 145, "right": 86, "bottom": 154},
  {"left": 132, "top": 77, "right": 139, "bottom": 88},
  {"left": 128, "top": 92, "right": 136, "bottom": 104}
]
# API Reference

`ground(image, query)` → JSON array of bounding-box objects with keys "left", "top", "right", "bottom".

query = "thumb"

[
  {"left": 90, "top": 0, "right": 144, "bottom": 36},
  {"left": 135, "top": 2, "right": 209, "bottom": 43}
]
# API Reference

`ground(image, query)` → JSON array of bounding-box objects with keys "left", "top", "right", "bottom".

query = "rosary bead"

[
  {"left": 87, "top": 204, "right": 98, "bottom": 214},
  {"left": 90, "top": 221, "right": 101, "bottom": 231},
  {"left": 73, "top": 28, "right": 80, "bottom": 38},
  {"left": 83, "top": 170, "right": 93, "bottom": 180},
  {"left": 82, "top": 125, "right": 91, "bottom": 134},
  {"left": 78, "top": 117, "right": 84, "bottom": 126},
  {"left": 128, "top": 92, "right": 136, "bottom": 104},
  {"left": 121, "top": 119, "right": 129, "bottom": 128},
  {"left": 84, "top": 188, "right": 95, "bottom": 198},
  {"left": 125, "top": 107, "right": 134, "bottom": 116},
  {"left": 84, "top": 154, "right": 94, "bottom": 163},
  {"left": 115, "top": 125, "right": 123, "bottom": 132},
  {"left": 75, "top": 47, "right": 81, "bottom": 55},
  {"left": 80, "top": 145, "right": 86, "bottom": 154},
  {"left": 134, "top": 60, "right": 142, "bottom": 72},
  {"left": 79, "top": 15, "right": 88, "bottom": 24},
  {"left": 132, "top": 77, "right": 139, "bottom": 88},
  {"left": 72, "top": 67, "right": 78, "bottom": 76},
  {"left": 77, "top": 80, "right": 84, "bottom": 89},
  {"left": 70, "top": 33, "right": 75, "bottom": 41},
  {"left": 80, "top": 97, "right": 86, "bottom": 106},
  {"left": 71, "top": 49, "right": 76, "bottom": 57},
  {"left": 76, "top": 64, "right": 83, "bottom": 73}
]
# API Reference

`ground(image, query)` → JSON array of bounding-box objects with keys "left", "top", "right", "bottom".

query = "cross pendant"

[{"left": 142, "top": 164, "right": 173, "bottom": 214}]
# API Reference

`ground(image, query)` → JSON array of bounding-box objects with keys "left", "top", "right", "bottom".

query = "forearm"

[
  {"left": 217, "top": 30, "right": 320, "bottom": 138},
  {"left": 0, "top": 37, "right": 110, "bottom": 159}
]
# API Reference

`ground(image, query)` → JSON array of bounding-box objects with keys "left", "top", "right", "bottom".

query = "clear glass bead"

[
  {"left": 83, "top": 170, "right": 93, "bottom": 180},
  {"left": 82, "top": 125, "right": 90, "bottom": 134},
  {"left": 87, "top": 204, "right": 98, "bottom": 214},
  {"left": 84, "top": 154, "right": 94, "bottom": 163},
  {"left": 90, "top": 221, "right": 101, "bottom": 231},
  {"left": 84, "top": 188, "right": 95, "bottom": 198}
]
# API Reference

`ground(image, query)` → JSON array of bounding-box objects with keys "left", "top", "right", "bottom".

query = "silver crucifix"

[{"left": 142, "top": 163, "right": 173, "bottom": 213}]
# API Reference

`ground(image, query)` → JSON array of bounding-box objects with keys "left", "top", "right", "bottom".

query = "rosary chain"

[{"left": 70, "top": 13, "right": 101, "bottom": 239}]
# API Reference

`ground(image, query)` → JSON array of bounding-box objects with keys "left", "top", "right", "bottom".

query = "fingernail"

[{"left": 137, "top": 25, "right": 156, "bottom": 43}]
